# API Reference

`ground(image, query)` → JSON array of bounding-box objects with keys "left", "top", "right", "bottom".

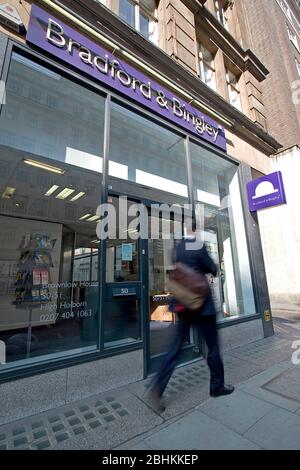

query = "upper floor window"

[
  {"left": 226, "top": 69, "right": 242, "bottom": 111},
  {"left": 215, "top": 0, "right": 228, "bottom": 29},
  {"left": 119, "top": 0, "right": 158, "bottom": 43},
  {"left": 287, "top": 24, "right": 299, "bottom": 50},
  {"left": 199, "top": 44, "right": 216, "bottom": 92}
]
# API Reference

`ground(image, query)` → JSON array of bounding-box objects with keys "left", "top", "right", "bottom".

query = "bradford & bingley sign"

[{"left": 26, "top": 4, "right": 226, "bottom": 151}]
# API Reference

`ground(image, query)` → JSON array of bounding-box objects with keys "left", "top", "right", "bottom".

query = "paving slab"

[
  {"left": 229, "top": 336, "right": 292, "bottom": 369},
  {"left": 262, "top": 367, "right": 300, "bottom": 403},
  {"left": 244, "top": 407, "right": 300, "bottom": 450},
  {"left": 197, "top": 389, "right": 275, "bottom": 434},
  {"left": 0, "top": 387, "right": 162, "bottom": 450},
  {"left": 222, "top": 354, "right": 264, "bottom": 385},
  {"left": 127, "top": 360, "right": 211, "bottom": 420},
  {"left": 128, "top": 354, "right": 265, "bottom": 421},
  {"left": 144, "top": 410, "right": 261, "bottom": 450},
  {"left": 0, "top": 369, "right": 67, "bottom": 426},
  {"left": 237, "top": 362, "right": 299, "bottom": 412}
]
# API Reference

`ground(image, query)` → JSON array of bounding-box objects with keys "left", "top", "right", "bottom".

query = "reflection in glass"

[
  {"left": 104, "top": 299, "right": 140, "bottom": 347},
  {"left": 190, "top": 142, "right": 256, "bottom": 320},
  {"left": 0, "top": 53, "right": 104, "bottom": 172},
  {"left": 148, "top": 216, "right": 197, "bottom": 362},
  {"left": 109, "top": 101, "right": 188, "bottom": 205},
  {"left": 104, "top": 197, "right": 141, "bottom": 348},
  {"left": 119, "top": 0, "right": 135, "bottom": 27},
  {"left": 0, "top": 53, "right": 105, "bottom": 367}
]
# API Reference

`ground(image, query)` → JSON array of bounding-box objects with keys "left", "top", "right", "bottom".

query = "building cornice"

[{"left": 35, "top": 0, "right": 281, "bottom": 155}]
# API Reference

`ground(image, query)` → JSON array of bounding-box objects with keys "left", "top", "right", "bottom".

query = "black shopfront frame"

[{"left": 0, "top": 37, "right": 265, "bottom": 384}]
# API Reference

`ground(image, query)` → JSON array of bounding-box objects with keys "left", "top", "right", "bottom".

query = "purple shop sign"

[
  {"left": 26, "top": 4, "right": 226, "bottom": 151},
  {"left": 247, "top": 171, "right": 287, "bottom": 212}
]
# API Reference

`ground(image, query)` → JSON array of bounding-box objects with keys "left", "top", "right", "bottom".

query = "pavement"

[{"left": 0, "top": 309, "right": 300, "bottom": 450}]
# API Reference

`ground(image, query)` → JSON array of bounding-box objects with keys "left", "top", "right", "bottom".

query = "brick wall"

[{"left": 238, "top": 0, "right": 300, "bottom": 148}]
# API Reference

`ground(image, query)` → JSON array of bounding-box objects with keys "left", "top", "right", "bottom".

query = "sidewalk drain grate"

[
  {"left": 164, "top": 363, "right": 210, "bottom": 397},
  {"left": 0, "top": 395, "right": 129, "bottom": 450}
]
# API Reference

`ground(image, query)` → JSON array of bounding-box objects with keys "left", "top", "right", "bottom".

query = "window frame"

[
  {"left": 198, "top": 43, "right": 217, "bottom": 92},
  {"left": 226, "top": 69, "right": 242, "bottom": 111},
  {"left": 287, "top": 23, "right": 300, "bottom": 51},
  {"left": 118, "top": 0, "right": 158, "bottom": 43},
  {"left": 214, "top": 0, "right": 228, "bottom": 29}
]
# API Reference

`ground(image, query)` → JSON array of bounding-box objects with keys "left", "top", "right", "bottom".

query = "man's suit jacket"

[{"left": 174, "top": 237, "right": 218, "bottom": 317}]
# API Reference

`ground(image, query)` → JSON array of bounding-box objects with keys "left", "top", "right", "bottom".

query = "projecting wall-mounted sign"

[
  {"left": 26, "top": 4, "right": 227, "bottom": 152},
  {"left": 0, "top": 3, "right": 26, "bottom": 35},
  {"left": 247, "top": 171, "right": 287, "bottom": 212}
]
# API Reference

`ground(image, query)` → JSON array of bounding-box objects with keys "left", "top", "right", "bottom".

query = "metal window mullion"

[
  {"left": 185, "top": 135, "right": 195, "bottom": 220},
  {"left": 135, "top": 4, "right": 140, "bottom": 31},
  {"left": 98, "top": 93, "right": 111, "bottom": 353}
]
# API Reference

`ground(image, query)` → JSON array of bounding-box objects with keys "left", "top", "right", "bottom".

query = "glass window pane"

[
  {"left": 104, "top": 197, "right": 141, "bottom": 348},
  {"left": 105, "top": 197, "right": 139, "bottom": 283},
  {"left": 201, "top": 45, "right": 214, "bottom": 64},
  {"left": 227, "top": 70, "right": 238, "bottom": 86},
  {"left": 0, "top": 53, "right": 105, "bottom": 368},
  {"left": 140, "top": 13, "right": 150, "bottom": 38},
  {"left": 229, "top": 85, "right": 242, "bottom": 111},
  {"left": 190, "top": 142, "right": 256, "bottom": 321},
  {"left": 109, "top": 101, "right": 188, "bottom": 205},
  {"left": 0, "top": 53, "right": 104, "bottom": 173},
  {"left": 104, "top": 298, "right": 141, "bottom": 347},
  {"left": 119, "top": 0, "right": 135, "bottom": 27},
  {"left": 203, "top": 64, "right": 216, "bottom": 91}
]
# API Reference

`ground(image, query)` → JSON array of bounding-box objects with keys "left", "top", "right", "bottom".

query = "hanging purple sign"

[
  {"left": 26, "top": 4, "right": 226, "bottom": 151},
  {"left": 247, "top": 171, "right": 287, "bottom": 212}
]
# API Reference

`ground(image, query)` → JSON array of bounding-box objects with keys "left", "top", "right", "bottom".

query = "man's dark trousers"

[{"left": 152, "top": 313, "right": 224, "bottom": 396}]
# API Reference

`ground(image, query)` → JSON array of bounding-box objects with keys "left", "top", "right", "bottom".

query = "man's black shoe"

[{"left": 210, "top": 385, "right": 235, "bottom": 397}]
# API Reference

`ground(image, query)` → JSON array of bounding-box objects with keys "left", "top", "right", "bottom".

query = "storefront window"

[
  {"left": 190, "top": 142, "right": 256, "bottom": 321},
  {"left": 0, "top": 53, "right": 105, "bottom": 170},
  {"left": 0, "top": 53, "right": 105, "bottom": 367},
  {"left": 109, "top": 101, "right": 188, "bottom": 205}
]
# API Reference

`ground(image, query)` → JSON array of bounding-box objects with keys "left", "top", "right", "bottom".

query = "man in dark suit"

[{"left": 149, "top": 233, "right": 234, "bottom": 411}]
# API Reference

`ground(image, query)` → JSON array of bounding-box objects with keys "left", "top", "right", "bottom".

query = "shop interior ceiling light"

[
  {"left": 1, "top": 186, "right": 16, "bottom": 199},
  {"left": 79, "top": 213, "right": 92, "bottom": 220},
  {"left": 55, "top": 188, "right": 75, "bottom": 199},
  {"left": 44, "top": 185, "right": 59, "bottom": 196},
  {"left": 24, "top": 158, "right": 65, "bottom": 174},
  {"left": 86, "top": 215, "right": 100, "bottom": 222},
  {"left": 70, "top": 191, "right": 85, "bottom": 202}
]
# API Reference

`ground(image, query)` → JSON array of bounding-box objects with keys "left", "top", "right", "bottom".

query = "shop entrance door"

[
  {"left": 104, "top": 195, "right": 202, "bottom": 371},
  {"left": 146, "top": 209, "right": 203, "bottom": 374},
  {"left": 104, "top": 196, "right": 144, "bottom": 348}
]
